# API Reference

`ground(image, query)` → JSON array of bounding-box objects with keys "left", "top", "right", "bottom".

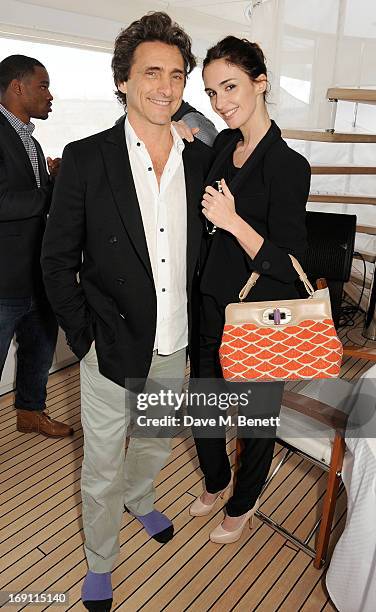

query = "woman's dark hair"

[
  {"left": 203, "top": 36, "right": 269, "bottom": 98},
  {"left": 0, "top": 55, "right": 45, "bottom": 94},
  {"left": 112, "top": 11, "right": 196, "bottom": 107}
]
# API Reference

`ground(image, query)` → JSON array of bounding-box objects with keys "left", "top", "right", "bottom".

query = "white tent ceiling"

[
  {"left": 5, "top": 0, "right": 376, "bottom": 42},
  {"left": 1, "top": 0, "right": 256, "bottom": 55},
  {"left": 10, "top": 0, "right": 254, "bottom": 30}
]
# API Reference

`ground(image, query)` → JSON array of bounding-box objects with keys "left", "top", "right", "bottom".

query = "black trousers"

[{"left": 194, "top": 295, "right": 283, "bottom": 517}]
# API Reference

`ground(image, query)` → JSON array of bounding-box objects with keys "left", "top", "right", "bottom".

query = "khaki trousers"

[{"left": 80, "top": 343, "right": 186, "bottom": 572}]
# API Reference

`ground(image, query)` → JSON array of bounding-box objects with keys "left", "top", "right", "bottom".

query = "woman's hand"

[
  {"left": 202, "top": 179, "right": 238, "bottom": 233},
  {"left": 172, "top": 119, "right": 199, "bottom": 142}
]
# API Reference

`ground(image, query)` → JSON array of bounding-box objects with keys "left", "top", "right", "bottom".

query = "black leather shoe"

[
  {"left": 83, "top": 599, "right": 112, "bottom": 612},
  {"left": 124, "top": 505, "right": 174, "bottom": 543}
]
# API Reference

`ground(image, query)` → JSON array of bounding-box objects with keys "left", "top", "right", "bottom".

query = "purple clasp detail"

[{"left": 273, "top": 309, "right": 281, "bottom": 325}]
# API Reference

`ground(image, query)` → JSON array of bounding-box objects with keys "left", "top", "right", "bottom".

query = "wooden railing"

[
  {"left": 282, "top": 129, "right": 376, "bottom": 143},
  {"left": 311, "top": 165, "right": 376, "bottom": 175},
  {"left": 327, "top": 87, "right": 376, "bottom": 104},
  {"left": 308, "top": 194, "right": 376, "bottom": 206}
]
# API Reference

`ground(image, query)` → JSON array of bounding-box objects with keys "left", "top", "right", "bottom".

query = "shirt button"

[
  {"left": 162, "top": 288, "right": 166, "bottom": 292},
  {"left": 161, "top": 258, "right": 166, "bottom": 262},
  {"left": 148, "top": 166, "right": 152, "bottom": 171},
  {"left": 160, "top": 228, "right": 164, "bottom": 232},
  {"left": 136, "top": 142, "right": 141, "bottom": 147},
  {"left": 117, "top": 277, "right": 126, "bottom": 284},
  {"left": 109, "top": 235, "right": 118, "bottom": 244},
  {"left": 262, "top": 261, "right": 271, "bottom": 271}
]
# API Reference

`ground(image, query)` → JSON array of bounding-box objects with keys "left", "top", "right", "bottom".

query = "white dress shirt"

[{"left": 124, "top": 118, "right": 188, "bottom": 355}]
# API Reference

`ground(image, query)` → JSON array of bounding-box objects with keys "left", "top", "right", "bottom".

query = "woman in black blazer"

[{"left": 188, "top": 36, "right": 311, "bottom": 542}]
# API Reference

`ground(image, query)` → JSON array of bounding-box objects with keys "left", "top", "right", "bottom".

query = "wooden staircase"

[
  {"left": 282, "top": 87, "right": 376, "bottom": 337},
  {"left": 282, "top": 87, "right": 376, "bottom": 224},
  {"left": 282, "top": 86, "right": 376, "bottom": 141}
]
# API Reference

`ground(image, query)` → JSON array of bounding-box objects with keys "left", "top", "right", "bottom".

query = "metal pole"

[
  {"left": 352, "top": 102, "right": 359, "bottom": 128},
  {"left": 327, "top": 98, "right": 338, "bottom": 133},
  {"left": 363, "top": 263, "right": 376, "bottom": 340}
]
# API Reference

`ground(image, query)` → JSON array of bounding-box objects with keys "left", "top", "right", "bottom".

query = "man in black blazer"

[
  {"left": 41, "top": 13, "right": 213, "bottom": 610},
  {"left": 0, "top": 54, "right": 73, "bottom": 438}
]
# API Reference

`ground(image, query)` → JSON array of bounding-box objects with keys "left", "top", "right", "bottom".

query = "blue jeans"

[{"left": 0, "top": 297, "right": 58, "bottom": 411}]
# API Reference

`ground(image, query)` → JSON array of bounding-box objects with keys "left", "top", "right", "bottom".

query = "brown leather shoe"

[{"left": 16, "top": 409, "right": 74, "bottom": 438}]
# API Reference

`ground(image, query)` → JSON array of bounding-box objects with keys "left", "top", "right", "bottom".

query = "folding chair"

[{"left": 235, "top": 343, "right": 376, "bottom": 569}]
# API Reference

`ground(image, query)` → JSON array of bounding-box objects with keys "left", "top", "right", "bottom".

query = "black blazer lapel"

[
  {"left": 205, "top": 130, "right": 241, "bottom": 188},
  {"left": 101, "top": 122, "right": 153, "bottom": 281},
  {"left": 35, "top": 139, "right": 49, "bottom": 186},
  {"left": 229, "top": 121, "right": 281, "bottom": 197},
  {"left": 183, "top": 142, "right": 204, "bottom": 291},
  {"left": 33, "top": 138, "right": 49, "bottom": 187},
  {"left": 0, "top": 114, "right": 37, "bottom": 185},
  {"left": 206, "top": 121, "right": 281, "bottom": 198}
]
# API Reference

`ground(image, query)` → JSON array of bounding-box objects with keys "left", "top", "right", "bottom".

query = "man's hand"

[
  {"left": 172, "top": 119, "right": 199, "bottom": 142},
  {"left": 47, "top": 156, "right": 61, "bottom": 178}
]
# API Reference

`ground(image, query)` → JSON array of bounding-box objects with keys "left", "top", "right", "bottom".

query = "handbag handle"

[{"left": 238, "top": 254, "right": 315, "bottom": 302}]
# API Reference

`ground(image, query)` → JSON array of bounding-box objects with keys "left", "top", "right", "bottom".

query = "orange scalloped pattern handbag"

[{"left": 219, "top": 256, "right": 343, "bottom": 382}]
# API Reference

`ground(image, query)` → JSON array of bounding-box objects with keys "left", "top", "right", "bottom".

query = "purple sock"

[
  {"left": 126, "top": 508, "right": 174, "bottom": 543},
  {"left": 132, "top": 510, "right": 171, "bottom": 536},
  {"left": 81, "top": 570, "right": 112, "bottom": 602}
]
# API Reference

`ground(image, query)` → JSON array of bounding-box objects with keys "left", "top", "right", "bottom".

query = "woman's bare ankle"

[
  {"left": 201, "top": 490, "right": 221, "bottom": 505},
  {"left": 221, "top": 514, "right": 245, "bottom": 531}
]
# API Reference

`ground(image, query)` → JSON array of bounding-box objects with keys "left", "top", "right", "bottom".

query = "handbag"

[{"left": 219, "top": 255, "right": 343, "bottom": 381}]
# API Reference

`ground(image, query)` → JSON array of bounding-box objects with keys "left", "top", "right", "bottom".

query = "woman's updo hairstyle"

[{"left": 203, "top": 36, "right": 269, "bottom": 98}]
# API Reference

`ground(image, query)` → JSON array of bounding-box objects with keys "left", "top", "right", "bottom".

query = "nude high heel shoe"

[
  {"left": 189, "top": 473, "right": 233, "bottom": 517},
  {"left": 209, "top": 498, "right": 260, "bottom": 543}
]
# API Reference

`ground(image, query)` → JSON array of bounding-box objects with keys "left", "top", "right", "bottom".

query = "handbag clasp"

[{"left": 262, "top": 308, "right": 292, "bottom": 325}]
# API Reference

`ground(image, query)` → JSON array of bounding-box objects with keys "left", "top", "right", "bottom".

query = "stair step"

[
  {"left": 311, "top": 165, "right": 376, "bottom": 174},
  {"left": 356, "top": 225, "right": 376, "bottom": 236},
  {"left": 308, "top": 194, "right": 376, "bottom": 205},
  {"left": 327, "top": 87, "right": 376, "bottom": 104},
  {"left": 282, "top": 129, "right": 376, "bottom": 143}
]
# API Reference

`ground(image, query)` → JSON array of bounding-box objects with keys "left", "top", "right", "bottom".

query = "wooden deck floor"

[{"left": 0, "top": 313, "right": 374, "bottom": 611}]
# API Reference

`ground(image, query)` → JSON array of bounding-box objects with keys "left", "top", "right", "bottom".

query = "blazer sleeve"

[
  {"left": 212, "top": 128, "right": 233, "bottom": 154},
  {"left": 183, "top": 112, "right": 218, "bottom": 147},
  {"left": 41, "top": 143, "right": 94, "bottom": 359},
  {"left": 250, "top": 148, "right": 311, "bottom": 283},
  {"left": 0, "top": 148, "right": 53, "bottom": 221}
]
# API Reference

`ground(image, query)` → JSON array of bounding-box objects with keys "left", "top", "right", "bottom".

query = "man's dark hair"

[
  {"left": 112, "top": 11, "right": 196, "bottom": 107},
  {"left": 0, "top": 54, "right": 45, "bottom": 94}
]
